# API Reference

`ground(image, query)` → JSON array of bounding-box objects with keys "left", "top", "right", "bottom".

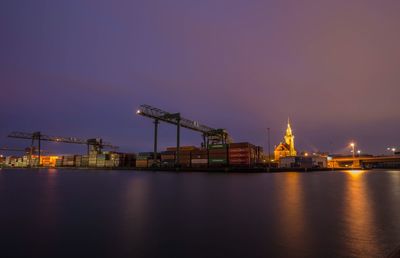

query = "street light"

[
  {"left": 267, "top": 128, "right": 271, "bottom": 170},
  {"left": 350, "top": 142, "right": 355, "bottom": 168},
  {"left": 387, "top": 147, "right": 397, "bottom": 155}
]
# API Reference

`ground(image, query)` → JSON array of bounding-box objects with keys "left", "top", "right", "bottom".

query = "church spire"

[
  {"left": 274, "top": 119, "right": 297, "bottom": 160},
  {"left": 284, "top": 118, "right": 296, "bottom": 156},
  {"left": 286, "top": 117, "right": 292, "bottom": 136}
]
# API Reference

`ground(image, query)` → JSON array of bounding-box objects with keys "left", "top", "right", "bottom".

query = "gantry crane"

[
  {"left": 8, "top": 131, "right": 118, "bottom": 164},
  {"left": 136, "top": 104, "right": 231, "bottom": 167}
]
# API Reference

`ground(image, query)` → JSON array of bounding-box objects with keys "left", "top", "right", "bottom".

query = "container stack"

[
  {"left": 111, "top": 153, "right": 118, "bottom": 167},
  {"left": 30, "top": 156, "right": 39, "bottom": 167},
  {"left": 41, "top": 156, "right": 52, "bottom": 167},
  {"left": 75, "top": 155, "right": 82, "bottom": 167},
  {"left": 5, "top": 156, "right": 15, "bottom": 167},
  {"left": 166, "top": 146, "right": 198, "bottom": 152},
  {"left": 88, "top": 154, "right": 97, "bottom": 167},
  {"left": 62, "top": 155, "right": 75, "bottom": 167},
  {"left": 81, "top": 155, "right": 89, "bottom": 167},
  {"left": 161, "top": 151, "right": 175, "bottom": 167},
  {"left": 208, "top": 144, "right": 228, "bottom": 167},
  {"left": 121, "top": 153, "right": 136, "bottom": 167},
  {"left": 55, "top": 157, "right": 63, "bottom": 167},
  {"left": 105, "top": 160, "right": 113, "bottom": 168},
  {"left": 96, "top": 154, "right": 107, "bottom": 168},
  {"left": 136, "top": 152, "right": 154, "bottom": 168},
  {"left": 228, "top": 142, "right": 257, "bottom": 167},
  {"left": 136, "top": 159, "right": 147, "bottom": 168},
  {"left": 105, "top": 152, "right": 121, "bottom": 168},
  {"left": 31, "top": 157, "right": 39, "bottom": 167},
  {"left": 178, "top": 150, "right": 192, "bottom": 167},
  {"left": 164, "top": 146, "right": 199, "bottom": 167},
  {"left": 15, "top": 157, "right": 27, "bottom": 167},
  {"left": 191, "top": 149, "right": 208, "bottom": 168}
]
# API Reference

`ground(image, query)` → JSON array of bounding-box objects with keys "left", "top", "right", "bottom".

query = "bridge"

[{"left": 330, "top": 155, "right": 400, "bottom": 169}]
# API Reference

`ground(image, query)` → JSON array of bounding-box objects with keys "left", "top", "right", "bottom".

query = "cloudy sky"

[{"left": 1, "top": 0, "right": 399, "bottom": 155}]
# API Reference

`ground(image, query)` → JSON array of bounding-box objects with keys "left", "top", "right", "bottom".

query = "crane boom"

[
  {"left": 136, "top": 104, "right": 231, "bottom": 142},
  {"left": 0, "top": 147, "right": 48, "bottom": 154},
  {"left": 8, "top": 132, "right": 116, "bottom": 148},
  {"left": 8, "top": 132, "right": 118, "bottom": 166}
]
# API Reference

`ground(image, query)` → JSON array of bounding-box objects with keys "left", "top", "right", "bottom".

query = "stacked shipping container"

[
  {"left": 191, "top": 149, "right": 208, "bottom": 168},
  {"left": 208, "top": 144, "right": 228, "bottom": 167},
  {"left": 136, "top": 152, "right": 155, "bottom": 168},
  {"left": 2, "top": 142, "right": 266, "bottom": 169},
  {"left": 228, "top": 142, "right": 256, "bottom": 167},
  {"left": 178, "top": 150, "right": 192, "bottom": 167},
  {"left": 81, "top": 155, "right": 89, "bottom": 167},
  {"left": 62, "top": 156, "right": 75, "bottom": 167},
  {"left": 55, "top": 158, "right": 63, "bottom": 167},
  {"left": 74, "top": 155, "right": 82, "bottom": 167},
  {"left": 161, "top": 151, "right": 175, "bottom": 167}
]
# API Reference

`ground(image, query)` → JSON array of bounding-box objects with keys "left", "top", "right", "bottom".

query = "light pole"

[
  {"left": 350, "top": 142, "right": 355, "bottom": 168},
  {"left": 267, "top": 128, "right": 271, "bottom": 171}
]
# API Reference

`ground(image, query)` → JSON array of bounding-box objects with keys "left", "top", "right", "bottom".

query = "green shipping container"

[
  {"left": 209, "top": 158, "right": 227, "bottom": 163},
  {"left": 208, "top": 144, "right": 227, "bottom": 150}
]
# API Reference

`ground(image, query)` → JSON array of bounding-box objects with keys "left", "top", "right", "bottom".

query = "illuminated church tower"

[
  {"left": 284, "top": 118, "right": 296, "bottom": 156},
  {"left": 274, "top": 118, "right": 297, "bottom": 160}
]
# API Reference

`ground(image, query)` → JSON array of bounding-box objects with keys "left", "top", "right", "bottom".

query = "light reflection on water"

[
  {"left": 0, "top": 169, "right": 400, "bottom": 258},
  {"left": 274, "top": 173, "right": 310, "bottom": 257},
  {"left": 343, "top": 170, "right": 378, "bottom": 257}
]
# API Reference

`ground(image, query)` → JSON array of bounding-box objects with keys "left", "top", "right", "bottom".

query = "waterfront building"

[
  {"left": 278, "top": 156, "right": 327, "bottom": 168},
  {"left": 274, "top": 119, "right": 297, "bottom": 160}
]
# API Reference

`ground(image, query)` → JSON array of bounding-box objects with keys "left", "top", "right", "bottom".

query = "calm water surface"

[{"left": 0, "top": 169, "right": 400, "bottom": 258}]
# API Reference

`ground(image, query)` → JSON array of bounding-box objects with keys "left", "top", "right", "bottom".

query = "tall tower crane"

[
  {"left": 136, "top": 104, "right": 231, "bottom": 167},
  {"left": 8, "top": 131, "right": 118, "bottom": 165}
]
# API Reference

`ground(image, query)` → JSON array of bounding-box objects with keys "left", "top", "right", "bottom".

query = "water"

[{"left": 0, "top": 169, "right": 400, "bottom": 258}]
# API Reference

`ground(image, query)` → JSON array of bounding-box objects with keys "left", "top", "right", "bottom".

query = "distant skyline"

[{"left": 1, "top": 0, "right": 400, "bottom": 155}]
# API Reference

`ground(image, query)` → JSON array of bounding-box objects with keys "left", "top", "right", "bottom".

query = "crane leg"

[
  {"left": 176, "top": 119, "right": 180, "bottom": 167},
  {"left": 153, "top": 119, "right": 159, "bottom": 166},
  {"left": 38, "top": 135, "right": 41, "bottom": 167}
]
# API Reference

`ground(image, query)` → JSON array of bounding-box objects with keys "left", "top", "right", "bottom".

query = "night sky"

[{"left": 1, "top": 0, "right": 399, "bottom": 155}]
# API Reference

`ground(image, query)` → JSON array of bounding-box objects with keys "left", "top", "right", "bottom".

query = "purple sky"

[{"left": 1, "top": 0, "right": 399, "bottom": 155}]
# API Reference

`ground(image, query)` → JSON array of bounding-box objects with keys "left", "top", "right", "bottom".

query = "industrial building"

[{"left": 279, "top": 156, "right": 328, "bottom": 169}]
